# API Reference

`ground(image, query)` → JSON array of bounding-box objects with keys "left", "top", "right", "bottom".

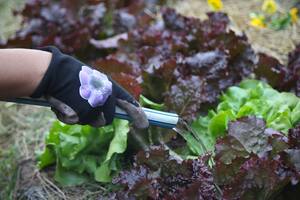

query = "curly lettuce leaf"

[
  {"left": 95, "top": 119, "right": 129, "bottom": 182},
  {"left": 93, "top": 9, "right": 257, "bottom": 121},
  {"left": 111, "top": 146, "right": 218, "bottom": 199},
  {"left": 190, "top": 79, "right": 300, "bottom": 154},
  {"left": 37, "top": 119, "right": 129, "bottom": 186},
  {"left": 214, "top": 117, "right": 300, "bottom": 199}
]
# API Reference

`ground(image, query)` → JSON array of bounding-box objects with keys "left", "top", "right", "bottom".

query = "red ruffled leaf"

[
  {"left": 1, "top": 0, "right": 159, "bottom": 59},
  {"left": 223, "top": 156, "right": 291, "bottom": 200},
  {"left": 112, "top": 8, "right": 257, "bottom": 120},
  {"left": 214, "top": 117, "right": 300, "bottom": 199},
  {"left": 112, "top": 73, "right": 142, "bottom": 99},
  {"left": 112, "top": 146, "right": 218, "bottom": 200},
  {"left": 288, "top": 124, "right": 300, "bottom": 149}
]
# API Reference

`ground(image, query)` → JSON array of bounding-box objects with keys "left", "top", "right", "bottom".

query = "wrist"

[{"left": 29, "top": 50, "right": 51, "bottom": 97}]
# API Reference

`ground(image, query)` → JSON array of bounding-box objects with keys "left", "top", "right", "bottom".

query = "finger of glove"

[
  {"left": 47, "top": 96, "right": 107, "bottom": 127},
  {"left": 111, "top": 79, "right": 139, "bottom": 107},
  {"left": 111, "top": 79, "right": 148, "bottom": 128},
  {"left": 116, "top": 99, "right": 149, "bottom": 129},
  {"left": 89, "top": 112, "right": 106, "bottom": 127},
  {"left": 47, "top": 96, "right": 79, "bottom": 124}
]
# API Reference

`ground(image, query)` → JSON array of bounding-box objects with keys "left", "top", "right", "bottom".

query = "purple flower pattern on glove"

[{"left": 79, "top": 66, "right": 112, "bottom": 107}]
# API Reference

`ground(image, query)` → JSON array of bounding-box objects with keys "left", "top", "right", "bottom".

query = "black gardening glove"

[{"left": 31, "top": 46, "right": 149, "bottom": 128}]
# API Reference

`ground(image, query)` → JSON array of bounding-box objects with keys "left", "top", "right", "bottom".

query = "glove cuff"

[{"left": 30, "top": 46, "right": 64, "bottom": 98}]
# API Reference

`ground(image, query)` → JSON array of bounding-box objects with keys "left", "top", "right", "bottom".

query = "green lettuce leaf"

[
  {"left": 190, "top": 79, "right": 300, "bottom": 155},
  {"left": 37, "top": 119, "right": 130, "bottom": 185},
  {"left": 139, "top": 95, "right": 165, "bottom": 110},
  {"left": 95, "top": 119, "right": 130, "bottom": 182}
]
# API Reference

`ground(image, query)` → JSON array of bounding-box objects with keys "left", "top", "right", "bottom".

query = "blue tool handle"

[{"left": 2, "top": 98, "right": 179, "bottom": 129}]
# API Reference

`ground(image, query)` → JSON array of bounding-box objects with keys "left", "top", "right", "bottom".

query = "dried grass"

[
  {"left": 0, "top": 103, "right": 56, "bottom": 199},
  {"left": 0, "top": 103, "right": 108, "bottom": 199},
  {"left": 173, "top": 0, "right": 300, "bottom": 64}
]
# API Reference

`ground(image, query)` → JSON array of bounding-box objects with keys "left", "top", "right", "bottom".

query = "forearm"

[{"left": 0, "top": 48, "right": 51, "bottom": 98}]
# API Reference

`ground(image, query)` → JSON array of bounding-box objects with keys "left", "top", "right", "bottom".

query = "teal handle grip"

[{"left": 2, "top": 98, "right": 179, "bottom": 129}]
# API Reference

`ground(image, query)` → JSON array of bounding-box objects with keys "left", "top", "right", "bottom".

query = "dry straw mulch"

[{"left": 173, "top": 0, "right": 300, "bottom": 64}]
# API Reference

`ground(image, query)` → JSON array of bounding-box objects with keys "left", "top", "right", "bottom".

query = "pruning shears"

[{"left": 2, "top": 98, "right": 179, "bottom": 129}]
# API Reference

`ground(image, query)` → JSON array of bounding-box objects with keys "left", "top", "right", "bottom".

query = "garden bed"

[{"left": 1, "top": 0, "right": 300, "bottom": 199}]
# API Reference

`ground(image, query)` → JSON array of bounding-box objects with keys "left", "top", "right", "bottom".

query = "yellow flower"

[
  {"left": 290, "top": 7, "right": 299, "bottom": 24},
  {"left": 207, "top": 0, "right": 223, "bottom": 11},
  {"left": 250, "top": 15, "right": 266, "bottom": 28},
  {"left": 262, "top": 0, "right": 277, "bottom": 14}
]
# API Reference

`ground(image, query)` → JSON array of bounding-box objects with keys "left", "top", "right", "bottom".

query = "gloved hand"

[{"left": 31, "top": 46, "right": 149, "bottom": 129}]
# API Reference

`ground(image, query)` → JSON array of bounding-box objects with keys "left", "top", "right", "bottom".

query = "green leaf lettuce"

[
  {"left": 189, "top": 79, "right": 300, "bottom": 155},
  {"left": 37, "top": 119, "right": 129, "bottom": 186}
]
